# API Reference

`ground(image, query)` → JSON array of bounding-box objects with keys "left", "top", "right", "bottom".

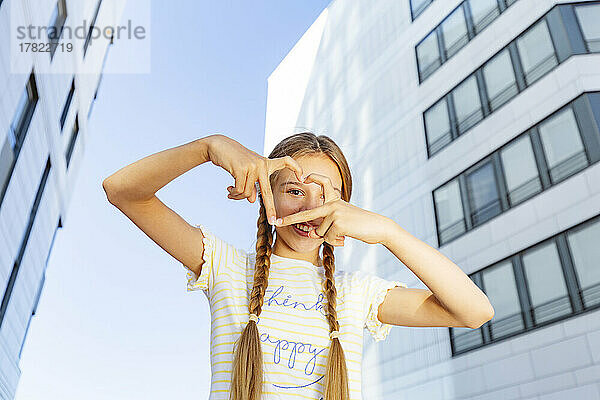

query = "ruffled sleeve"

[
  {"left": 181, "top": 224, "right": 216, "bottom": 294},
  {"left": 362, "top": 273, "right": 407, "bottom": 342}
]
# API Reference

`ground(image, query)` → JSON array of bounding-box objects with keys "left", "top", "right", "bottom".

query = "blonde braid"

[
  {"left": 229, "top": 201, "right": 273, "bottom": 400},
  {"left": 322, "top": 242, "right": 350, "bottom": 400}
]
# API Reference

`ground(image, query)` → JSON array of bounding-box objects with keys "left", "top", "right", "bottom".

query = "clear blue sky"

[{"left": 15, "top": 1, "right": 330, "bottom": 398}]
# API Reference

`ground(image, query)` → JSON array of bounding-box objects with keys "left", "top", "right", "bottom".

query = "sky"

[{"left": 15, "top": 1, "right": 331, "bottom": 398}]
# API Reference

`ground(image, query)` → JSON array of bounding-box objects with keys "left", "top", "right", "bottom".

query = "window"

[
  {"left": 521, "top": 240, "right": 572, "bottom": 324},
  {"left": 482, "top": 261, "right": 523, "bottom": 339},
  {"left": 567, "top": 219, "right": 600, "bottom": 308},
  {"left": 574, "top": 4, "right": 600, "bottom": 52},
  {"left": 482, "top": 49, "right": 518, "bottom": 111},
  {"left": 465, "top": 161, "right": 501, "bottom": 226},
  {"left": 423, "top": 4, "right": 600, "bottom": 157},
  {"left": 411, "top": 0, "right": 433, "bottom": 20},
  {"left": 416, "top": 0, "right": 519, "bottom": 84},
  {"left": 417, "top": 31, "right": 441, "bottom": 82},
  {"left": 516, "top": 20, "right": 557, "bottom": 85},
  {"left": 60, "top": 79, "right": 75, "bottom": 131},
  {"left": 450, "top": 213, "right": 600, "bottom": 356},
  {"left": 452, "top": 75, "right": 483, "bottom": 134},
  {"left": 9, "top": 73, "right": 38, "bottom": 152},
  {"left": 468, "top": 0, "right": 500, "bottom": 34},
  {"left": 441, "top": 6, "right": 469, "bottom": 58},
  {"left": 424, "top": 98, "right": 451, "bottom": 156},
  {"left": 65, "top": 115, "right": 79, "bottom": 168},
  {"left": 434, "top": 179, "right": 465, "bottom": 245},
  {"left": 500, "top": 135, "right": 541, "bottom": 206},
  {"left": 1, "top": 72, "right": 39, "bottom": 207},
  {"left": 538, "top": 107, "right": 588, "bottom": 183},
  {"left": 83, "top": 0, "right": 102, "bottom": 56},
  {"left": 48, "top": 0, "right": 67, "bottom": 60}
]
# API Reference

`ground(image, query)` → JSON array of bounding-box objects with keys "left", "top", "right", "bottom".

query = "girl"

[{"left": 103, "top": 133, "right": 494, "bottom": 400}]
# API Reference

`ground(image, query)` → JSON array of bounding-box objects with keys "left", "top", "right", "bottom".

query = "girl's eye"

[{"left": 287, "top": 189, "right": 325, "bottom": 199}]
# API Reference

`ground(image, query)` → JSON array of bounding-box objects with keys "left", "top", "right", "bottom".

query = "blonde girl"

[{"left": 103, "top": 133, "right": 494, "bottom": 400}]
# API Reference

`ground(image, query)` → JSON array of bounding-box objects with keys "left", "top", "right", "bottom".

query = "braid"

[
  {"left": 229, "top": 201, "right": 273, "bottom": 400},
  {"left": 249, "top": 204, "right": 273, "bottom": 316},
  {"left": 322, "top": 243, "right": 350, "bottom": 400}
]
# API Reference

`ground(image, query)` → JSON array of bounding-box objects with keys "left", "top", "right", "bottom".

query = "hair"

[{"left": 229, "top": 132, "right": 353, "bottom": 400}]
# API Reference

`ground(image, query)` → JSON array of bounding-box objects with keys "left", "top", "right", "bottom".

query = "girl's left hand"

[{"left": 274, "top": 173, "right": 393, "bottom": 247}]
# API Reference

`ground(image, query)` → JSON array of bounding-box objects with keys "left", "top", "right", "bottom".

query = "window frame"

[
  {"left": 449, "top": 213, "right": 598, "bottom": 356},
  {"left": 433, "top": 92, "right": 600, "bottom": 247},
  {"left": 83, "top": 0, "right": 103, "bottom": 57},
  {"left": 60, "top": 78, "right": 75, "bottom": 131},
  {"left": 48, "top": 0, "right": 68, "bottom": 60}
]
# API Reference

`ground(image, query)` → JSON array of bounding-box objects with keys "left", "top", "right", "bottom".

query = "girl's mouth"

[{"left": 292, "top": 223, "right": 315, "bottom": 238}]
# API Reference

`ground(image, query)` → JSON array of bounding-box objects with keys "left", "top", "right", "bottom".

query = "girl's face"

[{"left": 271, "top": 154, "right": 344, "bottom": 256}]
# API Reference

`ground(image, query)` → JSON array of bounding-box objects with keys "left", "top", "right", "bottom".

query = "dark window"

[
  {"left": 468, "top": 0, "right": 500, "bottom": 34},
  {"left": 48, "top": 0, "right": 67, "bottom": 60},
  {"left": 452, "top": 75, "right": 483, "bottom": 134},
  {"left": 566, "top": 220, "right": 600, "bottom": 308},
  {"left": 424, "top": 97, "right": 451, "bottom": 156},
  {"left": 574, "top": 3, "right": 600, "bottom": 52},
  {"left": 433, "top": 178, "right": 466, "bottom": 244},
  {"left": 482, "top": 48, "right": 518, "bottom": 111},
  {"left": 416, "top": 31, "right": 441, "bottom": 82},
  {"left": 60, "top": 78, "right": 75, "bottom": 131},
  {"left": 416, "top": 0, "right": 519, "bottom": 83},
  {"left": 450, "top": 214, "right": 600, "bottom": 356},
  {"left": 441, "top": 5, "right": 469, "bottom": 59},
  {"left": 433, "top": 92, "right": 600, "bottom": 246},
  {"left": 516, "top": 20, "right": 558, "bottom": 85},
  {"left": 0, "top": 158, "right": 52, "bottom": 329},
  {"left": 521, "top": 240, "right": 572, "bottom": 324},
  {"left": 9, "top": 73, "right": 39, "bottom": 151},
  {"left": 499, "top": 135, "right": 542, "bottom": 206},
  {"left": 423, "top": 3, "right": 600, "bottom": 157},
  {"left": 482, "top": 261, "right": 524, "bottom": 339},
  {"left": 83, "top": 0, "right": 102, "bottom": 56},
  {"left": 65, "top": 115, "right": 79, "bottom": 168},
  {"left": 465, "top": 161, "right": 501, "bottom": 226},
  {"left": 411, "top": 0, "right": 434, "bottom": 20},
  {"left": 538, "top": 107, "right": 588, "bottom": 183}
]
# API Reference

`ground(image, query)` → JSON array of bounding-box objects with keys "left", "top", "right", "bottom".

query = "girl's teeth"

[{"left": 295, "top": 223, "right": 313, "bottom": 232}]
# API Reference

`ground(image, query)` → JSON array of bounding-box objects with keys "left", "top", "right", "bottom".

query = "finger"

[
  {"left": 257, "top": 171, "right": 277, "bottom": 224},
  {"left": 227, "top": 186, "right": 247, "bottom": 200},
  {"left": 302, "top": 173, "right": 339, "bottom": 204},
  {"left": 269, "top": 156, "right": 304, "bottom": 182},
  {"left": 231, "top": 168, "right": 248, "bottom": 196},
  {"left": 312, "top": 213, "right": 335, "bottom": 239},
  {"left": 248, "top": 183, "right": 257, "bottom": 203},
  {"left": 241, "top": 171, "right": 258, "bottom": 200},
  {"left": 276, "top": 205, "right": 329, "bottom": 227}
]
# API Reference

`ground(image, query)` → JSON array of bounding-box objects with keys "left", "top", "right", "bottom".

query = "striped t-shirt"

[{"left": 182, "top": 224, "right": 406, "bottom": 400}]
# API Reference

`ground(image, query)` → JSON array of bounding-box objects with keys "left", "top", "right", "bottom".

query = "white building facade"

[
  {"left": 0, "top": 0, "right": 123, "bottom": 397},
  {"left": 264, "top": 0, "right": 600, "bottom": 399}
]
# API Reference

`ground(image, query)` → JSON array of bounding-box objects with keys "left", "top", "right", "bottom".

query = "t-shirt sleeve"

[
  {"left": 181, "top": 224, "right": 246, "bottom": 298},
  {"left": 361, "top": 272, "right": 407, "bottom": 342}
]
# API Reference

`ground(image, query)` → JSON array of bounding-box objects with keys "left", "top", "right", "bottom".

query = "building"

[
  {"left": 0, "top": 0, "right": 123, "bottom": 397},
  {"left": 264, "top": 0, "right": 600, "bottom": 398}
]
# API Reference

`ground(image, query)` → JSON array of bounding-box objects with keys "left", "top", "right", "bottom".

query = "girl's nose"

[{"left": 299, "top": 193, "right": 324, "bottom": 211}]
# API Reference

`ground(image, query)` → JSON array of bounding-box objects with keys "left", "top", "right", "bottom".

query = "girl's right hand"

[{"left": 206, "top": 134, "right": 304, "bottom": 225}]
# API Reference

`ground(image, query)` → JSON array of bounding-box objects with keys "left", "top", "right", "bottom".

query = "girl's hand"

[
  {"left": 206, "top": 135, "right": 304, "bottom": 224},
  {"left": 274, "top": 173, "right": 393, "bottom": 246}
]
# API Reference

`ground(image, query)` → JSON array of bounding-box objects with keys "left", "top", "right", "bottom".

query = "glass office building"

[
  {"left": 0, "top": 0, "right": 122, "bottom": 397},
  {"left": 264, "top": 1, "right": 600, "bottom": 398}
]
